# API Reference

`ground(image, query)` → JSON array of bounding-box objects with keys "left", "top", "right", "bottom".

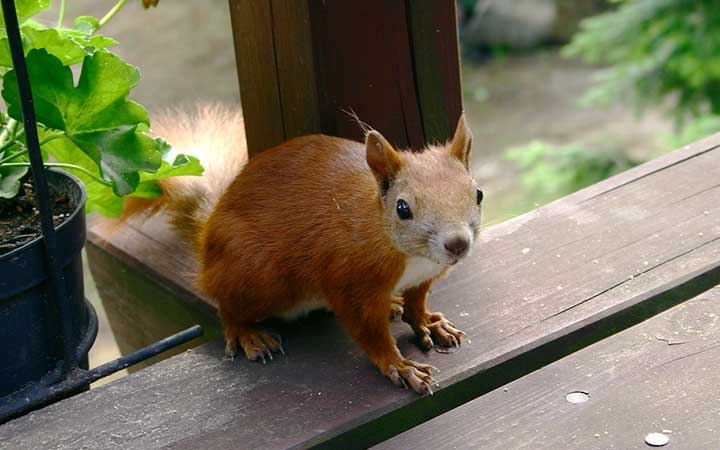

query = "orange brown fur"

[
  {"left": 200, "top": 135, "right": 409, "bottom": 367},
  {"left": 123, "top": 104, "right": 247, "bottom": 248},
  {"left": 130, "top": 105, "right": 481, "bottom": 394}
]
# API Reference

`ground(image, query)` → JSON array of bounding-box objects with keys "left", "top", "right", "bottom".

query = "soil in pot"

[{"left": 0, "top": 175, "right": 76, "bottom": 256}]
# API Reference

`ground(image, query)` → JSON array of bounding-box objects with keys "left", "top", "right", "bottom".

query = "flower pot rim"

[{"left": 0, "top": 168, "right": 87, "bottom": 261}]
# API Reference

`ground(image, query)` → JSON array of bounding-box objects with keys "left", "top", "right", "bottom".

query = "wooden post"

[{"left": 228, "top": 0, "right": 462, "bottom": 155}]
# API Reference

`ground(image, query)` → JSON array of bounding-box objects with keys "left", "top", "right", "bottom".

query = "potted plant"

[{"left": 0, "top": 0, "right": 201, "bottom": 406}]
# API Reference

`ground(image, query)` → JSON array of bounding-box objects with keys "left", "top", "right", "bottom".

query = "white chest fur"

[
  {"left": 278, "top": 296, "right": 328, "bottom": 320},
  {"left": 393, "top": 257, "right": 446, "bottom": 293}
]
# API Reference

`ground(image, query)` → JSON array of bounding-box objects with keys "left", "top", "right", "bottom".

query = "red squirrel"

[{"left": 134, "top": 104, "right": 483, "bottom": 394}]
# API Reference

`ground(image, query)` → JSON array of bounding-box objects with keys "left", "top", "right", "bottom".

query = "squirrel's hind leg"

[
  {"left": 217, "top": 298, "right": 285, "bottom": 363},
  {"left": 222, "top": 319, "right": 284, "bottom": 363}
]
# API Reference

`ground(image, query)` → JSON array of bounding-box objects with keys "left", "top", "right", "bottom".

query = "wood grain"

[
  {"left": 307, "top": 0, "right": 425, "bottom": 147},
  {"left": 271, "top": 0, "right": 320, "bottom": 140},
  {"left": 228, "top": 1, "right": 462, "bottom": 150},
  {"left": 375, "top": 287, "right": 720, "bottom": 450},
  {"left": 3, "top": 136, "right": 719, "bottom": 449},
  {"left": 406, "top": 1, "right": 463, "bottom": 144},
  {"left": 228, "top": 0, "right": 285, "bottom": 154},
  {"left": 85, "top": 244, "right": 220, "bottom": 371}
]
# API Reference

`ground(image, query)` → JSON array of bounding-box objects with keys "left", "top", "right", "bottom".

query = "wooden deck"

[
  {"left": 1, "top": 134, "right": 719, "bottom": 449},
  {"left": 375, "top": 286, "right": 720, "bottom": 450}
]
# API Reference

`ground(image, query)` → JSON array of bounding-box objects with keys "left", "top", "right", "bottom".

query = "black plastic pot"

[{"left": 0, "top": 169, "right": 97, "bottom": 399}]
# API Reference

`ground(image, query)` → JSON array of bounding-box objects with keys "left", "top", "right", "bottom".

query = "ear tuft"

[
  {"left": 366, "top": 130, "right": 402, "bottom": 191},
  {"left": 449, "top": 113, "right": 472, "bottom": 169}
]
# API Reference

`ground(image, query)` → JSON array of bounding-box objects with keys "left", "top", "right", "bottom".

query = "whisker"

[{"left": 342, "top": 107, "right": 373, "bottom": 136}]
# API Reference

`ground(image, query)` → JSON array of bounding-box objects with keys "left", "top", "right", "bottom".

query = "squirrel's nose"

[{"left": 444, "top": 237, "right": 469, "bottom": 257}]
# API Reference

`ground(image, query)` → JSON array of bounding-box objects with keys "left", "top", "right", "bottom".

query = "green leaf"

[
  {"left": 130, "top": 180, "right": 163, "bottom": 199},
  {"left": 0, "top": 44, "right": 204, "bottom": 215},
  {"left": 70, "top": 125, "right": 162, "bottom": 195},
  {"left": 0, "top": 25, "right": 116, "bottom": 68},
  {"left": 20, "top": 28, "right": 91, "bottom": 66},
  {"left": 84, "top": 179, "right": 124, "bottom": 216},
  {"left": 2, "top": 49, "right": 159, "bottom": 196},
  {"left": 0, "top": 165, "right": 28, "bottom": 198},
  {"left": 2, "top": 49, "right": 71, "bottom": 129},
  {"left": 134, "top": 148, "right": 203, "bottom": 199},
  {"left": 0, "top": 38, "right": 11, "bottom": 67},
  {"left": 3, "top": 49, "right": 140, "bottom": 132},
  {"left": 23, "top": 28, "right": 117, "bottom": 65},
  {"left": 67, "top": 51, "right": 144, "bottom": 132},
  {"left": 143, "top": 152, "right": 203, "bottom": 181},
  {"left": 40, "top": 135, "right": 99, "bottom": 181},
  {"left": 41, "top": 135, "right": 123, "bottom": 216},
  {"left": 0, "top": 0, "right": 50, "bottom": 27},
  {"left": 74, "top": 16, "right": 100, "bottom": 35}
]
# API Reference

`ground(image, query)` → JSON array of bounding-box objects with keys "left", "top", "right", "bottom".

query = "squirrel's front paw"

[
  {"left": 416, "top": 312, "right": 465, "bottom": 351},
  {"left": 384, "top": 359, "right": 437, "bottom": 394}
]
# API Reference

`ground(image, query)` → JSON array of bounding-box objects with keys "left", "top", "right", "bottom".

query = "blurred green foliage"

[
  {"left": 563, "top": 0, "right": 720, "bottom": 126},
  {"left": 662, "top": 114, "right": 720, "bottom": 148},
  {"left": 506, "top": 141, "right": 641, "bottom": 207},
  {"left": 506, "top": 0, "right": 720, "bottom": 211}
]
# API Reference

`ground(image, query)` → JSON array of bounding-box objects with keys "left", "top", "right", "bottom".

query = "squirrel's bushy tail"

[{"left": 123, "top": 103, "right": 248, "bottom": 250}]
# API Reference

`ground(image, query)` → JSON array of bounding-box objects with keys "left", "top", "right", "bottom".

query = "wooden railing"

[
  {"left": 1, "top": 132, "right": 718, "bottom": 450},
  {"left": 2, "top": 2, "right": 719, "bottom": 448}
]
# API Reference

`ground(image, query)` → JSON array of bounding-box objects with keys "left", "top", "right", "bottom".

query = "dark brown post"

[{"left": 228, "top": 0, "right": 462, "bottom": 155}]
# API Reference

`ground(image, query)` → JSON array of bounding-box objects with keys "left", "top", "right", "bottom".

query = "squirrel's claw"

[
  {"left": 384, "top": 359, "right": 438, "bottom": 395},
  {"left": 225, "top": 327, "right": 285, "bottom": 363},
  {"left": 390, "top": 295, "right": 405, "bottom": 320},
  {"left": 417, "top": 326, "right": 435, "bottom": 351},
  {"left": 424, "top": 312, "right": 466, "bottom": 350},
  {"left": 387, "top": 366, "right": 409, "bottom": 390}
]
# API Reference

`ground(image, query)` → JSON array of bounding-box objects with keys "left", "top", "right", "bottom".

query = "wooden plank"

[
  {"left": 228, "top": 1, "right": 460, "bottom": 150},
  {"left": 3, "top": 135, "right": 720, "bottom": 449},
  {"left": 375, "top": 286, "right": 720, "bottom": 450},
  {"left": 85, "top": 244, "right": 221, "bottom": 371},
  {"left": 271, "top": 0, "right": 321, "bottom": 139},
  {"left": 406, "top": 1, "right": 463, "bottom": 143},
  {"left": 307, "top": 0, "right": 425, "bottom": 148},
  {"left": 228, "top": 0, "right": 285, "bottom": 154},
  {"left": 87, "top": 212, "right": 209, "bottom": 308}
]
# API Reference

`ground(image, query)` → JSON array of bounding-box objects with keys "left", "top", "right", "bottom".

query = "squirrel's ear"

[
  {"left": 366, "top": 130, "right": 403, "bottom": 192},
  {"left": 448, "top": 113, "right": 472, "bottom": 169}
]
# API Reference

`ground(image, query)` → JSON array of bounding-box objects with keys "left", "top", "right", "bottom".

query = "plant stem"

[
  {"left": 2, "top": 162, "right": 113, "bottom": 186},
  {"left": 56, "top": 0, "right": 67, "bottom": 28},
  {"left": 0, "top": 148, "right": 27, "bottom": 164},
  {"left": 98, "top": 0, "right": 128, "bottom": 31},
  {"left": 0, "top": 118, "right": 17, "bottom": 145},
  {"left": 0, "top": 131, "right": 65, "bottom": 164},
  {"left": 38, "top": 132, "right": 65, "bottom": 147}
]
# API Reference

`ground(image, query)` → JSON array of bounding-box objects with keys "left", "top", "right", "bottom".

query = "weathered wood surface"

[
  {"left": 228, "top": 0, "right": 462, "bottom": 154},
  {"left": 308, "top": 0, "right": 425, "bottom": 148},
  {"left": 376, "top": 286, "right": 720, "bottom": 450},
  {"left": 228, "top": 0, "right": 319, "bottom": 155},
  {"left": 88, "top": 212, "right": 208, "bottom": 308},
  {"left": 85, "top": 244, "right": 221, "bottom": 371},
  {"left": 2, "top": 135, "right": 720, "bottom": 449},
  {"left": 406, "top": 1, "right": 464, "bottom": 144}
]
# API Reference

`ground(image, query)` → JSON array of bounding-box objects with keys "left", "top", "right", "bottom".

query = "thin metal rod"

[
  {"left": 0, "top": 325, "right": 203, "bottom": 424},
  {"left": 84, "top": 325, "right": 203, "bottom": 384},
  {"left": 1, "top": 0, "right": 77, "bottom": 370}
]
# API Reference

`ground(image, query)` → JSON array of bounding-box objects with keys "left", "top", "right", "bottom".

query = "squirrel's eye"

[
  {"left": 396, "top": 199, "right": 413, "bottom": 220},
  {"left": 476, "top": 188, "right": 484, "bottom": 206}
]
